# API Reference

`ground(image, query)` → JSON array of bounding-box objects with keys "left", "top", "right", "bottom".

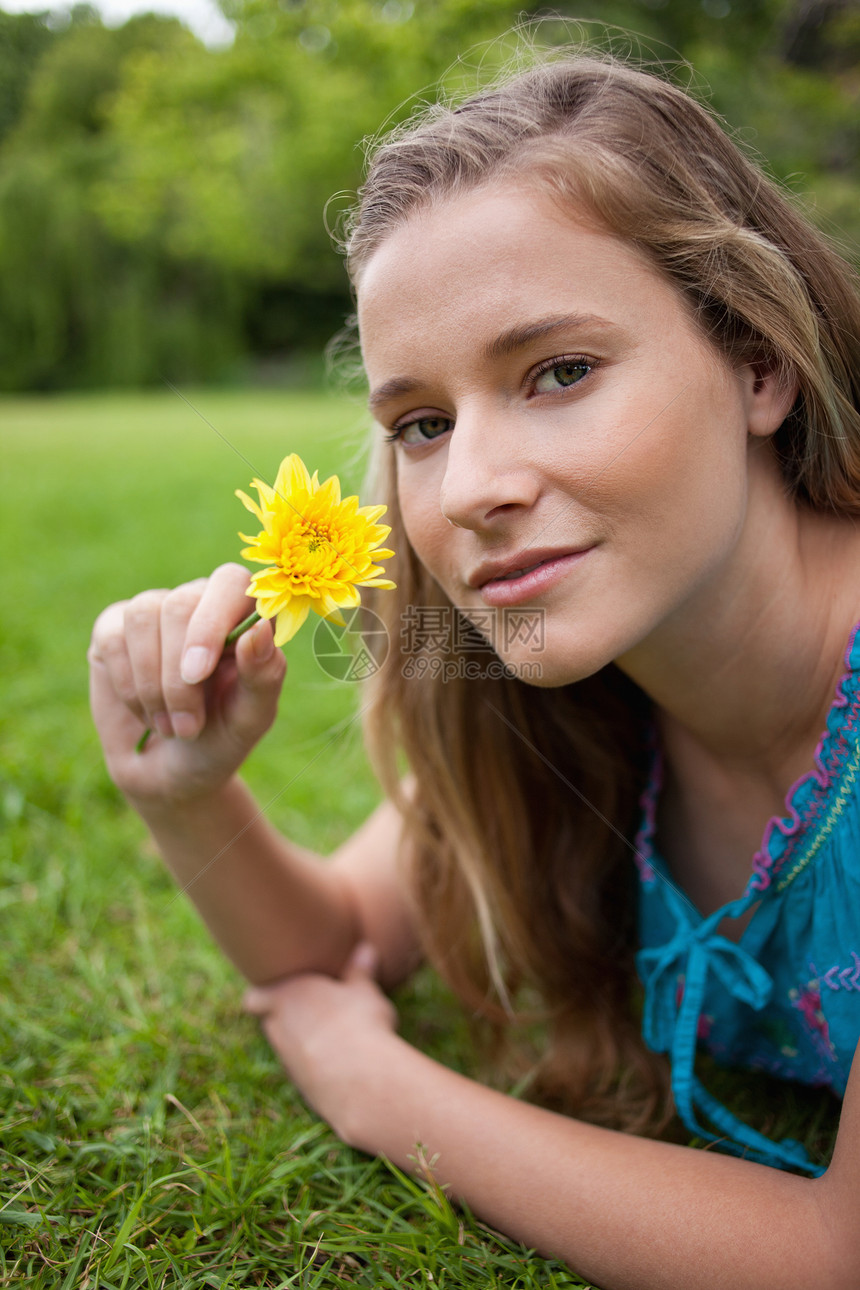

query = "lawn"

[{"left": 0, "top": 388, "right": 589, "bottom": 1288}]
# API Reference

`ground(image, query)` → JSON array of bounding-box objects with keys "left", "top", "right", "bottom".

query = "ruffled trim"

[
  {"left": 634, "top": 623, "right": 860, "bottom": 895},
  {"left": 749, "top": 622, "right": 860, "bottom": 891}
]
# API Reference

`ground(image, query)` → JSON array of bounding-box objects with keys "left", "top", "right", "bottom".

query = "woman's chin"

[{"left": 499, "top": 647, "right": 610, "bottom": 689}]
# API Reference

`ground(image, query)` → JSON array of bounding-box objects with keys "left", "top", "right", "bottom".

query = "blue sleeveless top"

[{"left": 635, "top": 623, "right": 860, "bottom": 1176}]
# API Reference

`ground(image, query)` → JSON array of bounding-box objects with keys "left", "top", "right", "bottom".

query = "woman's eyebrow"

[
  {"left": 483, "top": 313, "right": 616, "bottom": 361},
  {"left": 368, "top": 376, "right": 422, "bottom": 412},
  {"left": 367, "top": 314, "right": 620, "bottom": 411}
]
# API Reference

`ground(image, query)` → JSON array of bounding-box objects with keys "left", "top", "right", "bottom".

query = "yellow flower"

[{"left": 236, "top": 453, "right": 395, "bottom": 646}]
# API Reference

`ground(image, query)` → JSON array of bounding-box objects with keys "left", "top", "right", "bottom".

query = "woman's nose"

[{"left": 439, "top": 405, "right": 539, "bottom": 530}]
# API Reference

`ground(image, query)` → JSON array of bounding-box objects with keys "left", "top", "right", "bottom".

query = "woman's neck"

[
  {"left": 616, "top": 479, "right": 860, "bottom": 919},
  {"left": 617, "top": 486, "right": 860, "bottom": 791}
]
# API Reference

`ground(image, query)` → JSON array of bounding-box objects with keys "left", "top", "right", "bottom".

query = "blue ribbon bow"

[{"left": 636, "top": 886, "right": 824, "bottom": 1175}]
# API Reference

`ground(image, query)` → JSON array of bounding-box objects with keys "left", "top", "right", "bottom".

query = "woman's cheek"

[{"left": 398, "top": 480, "right": 452, "bottom": 582}]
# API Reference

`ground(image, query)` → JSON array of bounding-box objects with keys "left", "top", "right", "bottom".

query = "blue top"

[{"left": 635, "top": 623, "right": 860, "bottom": 1175}]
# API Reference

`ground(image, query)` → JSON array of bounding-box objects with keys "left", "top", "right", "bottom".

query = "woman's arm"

[
  {"left": 89, "top": 563, "right": 421, "bottom": 987},
  {"left": 247, "top": 964, "right": 860, "bottom": 1290},
  {"left": 133, "top": 783, "right": 419, "bottom": 988}
]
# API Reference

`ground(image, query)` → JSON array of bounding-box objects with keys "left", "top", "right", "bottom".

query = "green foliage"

[
  {"left": 0, "top": 1, "right": 859, "bottom": 390},
  {"left": 0, "top": 9, "right": 57, "bottom": 145},
  {"left": 0, "top": 11, "right": 248, "bottom": 391},
  {"left": 94, "top": 0, "right": 528, "bottom": 280}
]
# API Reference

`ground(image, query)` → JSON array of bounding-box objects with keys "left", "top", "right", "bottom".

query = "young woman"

[{"left": 89, "top": 53, "right": 860, "bottom": 1288}]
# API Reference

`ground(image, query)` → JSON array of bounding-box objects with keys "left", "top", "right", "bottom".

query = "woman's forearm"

[
  {"left": 341, "top": 1036, "right": 848, "bottom": 1290},
  {"left": 134, "top": 776, "right": 359, "bottom": 984}
]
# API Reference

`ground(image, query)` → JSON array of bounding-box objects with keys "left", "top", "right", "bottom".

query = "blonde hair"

[{"left": 349, "top": 52, "right": 860, "bottom": 1132}]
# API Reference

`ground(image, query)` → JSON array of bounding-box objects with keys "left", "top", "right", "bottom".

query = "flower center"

[{"left": 304, "top": 524, "right": 330, "bottom": 554}]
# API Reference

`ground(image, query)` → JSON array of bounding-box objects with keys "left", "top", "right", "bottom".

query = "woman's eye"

[
  {"left": 390, "top": 415, "right": 453, "bottom": 446},
  {"left": 533, "top": 360, "right": 591, "bottom": 394}
]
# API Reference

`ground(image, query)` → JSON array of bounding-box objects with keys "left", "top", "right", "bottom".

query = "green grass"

[{"left": 0, "top": 388, "right": 592, "bottom": 1288}]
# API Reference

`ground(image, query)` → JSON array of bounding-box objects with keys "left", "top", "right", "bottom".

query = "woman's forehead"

[
  {"left": 355, "top": 184, "right": 689, "bottom": 374},
  {"left": 355, "top": 181, "right": 596, "bottom": 285}
]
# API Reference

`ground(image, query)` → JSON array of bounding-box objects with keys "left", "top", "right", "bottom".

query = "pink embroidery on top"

[
  {"left": 789, "top": 977, "right": 837, "bottom": 1065},
  {"left": 819, "top": 952, "right": 860, "bottom": 992},
  {"left": 633, "top": 744, "right": 661, "bottom": 885}
]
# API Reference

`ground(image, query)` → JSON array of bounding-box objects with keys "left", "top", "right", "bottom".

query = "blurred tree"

[
  {"left": 0, "top": 10, "right": 57, "bottom": 146},
  {"left": 93, "top": 0, "right": 529, "bottom": 356},
  {"left": 782, "top": 0, "right": 860, "bottom": 67},
  {"left": 0, "top": 0, "right": 858, "bottom": 389},
  {"left": 0, "top": 10, "right": 247, "bottom": 389}
]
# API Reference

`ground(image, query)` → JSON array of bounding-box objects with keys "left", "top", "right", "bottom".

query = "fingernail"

[
  {"left": 351, "top": 942, "right": 377, "bottom": 974},
  {"left": 153, "top": 712, "right": 173, "bottom": 738},
  {"left": 171, "top": 711, "right": 200, "bottom": 740},
  {"left": 181, "top": 646, "right": 212, "bottom": 684},
  {"left": 252, "top": 622, "right": 274, "bottom": 661}
]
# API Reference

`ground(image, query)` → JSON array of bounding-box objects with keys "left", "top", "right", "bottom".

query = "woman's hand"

[
  {"left": 88, "top": 563, "right": 287, "bottom": 806},
  {"left": 244, "top": 943, "right": 400, "bottom": 1147}
]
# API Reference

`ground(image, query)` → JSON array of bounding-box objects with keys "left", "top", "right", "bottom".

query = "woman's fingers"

[
  {"left": 89, "top": 604, "right": 157, "bottom": 786},
  {"left": 89, "top": 610, "right": 149, "bottom": 748},
  {"left": 180, "top": 563, "right": 255, "bottom": 686},
  {"left": 89, "top": 600, "right": 142, "bottom": 720},
  {"left": 90, "top": 563, "right": 285, "bottom": 763},
  {"left": 123, "top": 590, "right": 169, "bottom": 732},
  {"left": 89, "top": 566, "right": 287, "bottom": 801},
  {"left": 110, "top": 564, "right": 255, "bottom": 743},
  {"left": 243, "top": 981, "right": 285, "bottom": 1014},
  {"left": 342, "top": 941, "right": 380, "bottom": 981},
  {"left": 159, "top": 577, "right": 209, "bottom": 739},
  {"left": 226, "top": 618, "right": 286, "bottom": 745},
  {"left": 242, "top": 944, "right": 380, "bottom": 1016},
  {"left": 157, "top": 564, "right": 282, "bottom": 745}
]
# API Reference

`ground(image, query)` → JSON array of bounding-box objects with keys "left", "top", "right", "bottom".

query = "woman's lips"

[{"left": 478, "top": 549, "right": 592, "bottom": 606}]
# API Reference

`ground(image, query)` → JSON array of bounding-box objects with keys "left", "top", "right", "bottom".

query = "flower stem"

[
  {"left": 135, "top": 609, "right": 263, "bottom": 753},
  {"left": 225, "top": 610, "right": 261, "bottom": 644}
]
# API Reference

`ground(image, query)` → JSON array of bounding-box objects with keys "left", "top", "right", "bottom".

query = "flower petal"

[
  {"left": 358, "top": 503, "right": 388, "bottom": 524},
  {"left": 273, "top": 598, "right": 311, "bottom": 645},
  {"left": 317, "top": 474, "right": 342, "bottom": 509},
  {"left": 287, "top": 454, "right": 313, "bottom": 496},
  {"left": 314, "top": 601, "right": 347, "bottom": 627},
  {"left": 235, "top": 489, "right": 264, "bottom": 523},
  {"left": 252, "top": 478, "right": 276, "bottom": 514}
]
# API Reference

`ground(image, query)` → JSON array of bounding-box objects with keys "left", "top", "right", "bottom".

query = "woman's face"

[{"left": 357, "top": 184, "right": 781, "bottom": 686}]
